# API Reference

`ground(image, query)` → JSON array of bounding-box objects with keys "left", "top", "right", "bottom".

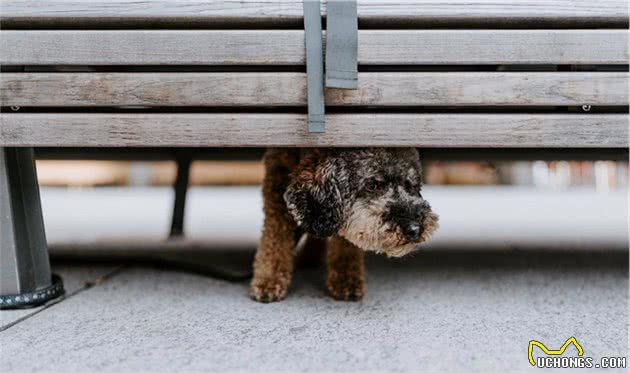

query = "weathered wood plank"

[
  {"left": 2, "top": 30, "right": 627, "bottom": 65},
  {"left": 1, "top": 0, "right": 627, "bottom": 28},
  {"left": 1, "top": 113, "right": 626, "bottom": 147},
  {"left": 2, "top": 72, "right": 628, "bottom": 107},
  {"left": 32, "top": 147, "right": 630, "bottom": 162}
]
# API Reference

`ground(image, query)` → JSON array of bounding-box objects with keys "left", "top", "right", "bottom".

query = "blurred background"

[{"left": 37, "top": 155, "right": 629, "bottom": 253}]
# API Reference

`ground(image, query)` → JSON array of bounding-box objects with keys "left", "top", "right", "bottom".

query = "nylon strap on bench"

[
  {"left": 325, "top": 0, "right": 359, "bottom": 89},
  {"left": 303, "top": 0, "right": 325, "bottom": 133}
]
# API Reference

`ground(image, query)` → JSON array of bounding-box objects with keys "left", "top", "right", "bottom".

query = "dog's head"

[{"left": 284, "top": 148, "right": 439, "bottom": 257}]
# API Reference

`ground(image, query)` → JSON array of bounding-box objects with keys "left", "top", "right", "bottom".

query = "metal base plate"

[{"left": 0, "top": 274, "right": 64, "bottom": 309}]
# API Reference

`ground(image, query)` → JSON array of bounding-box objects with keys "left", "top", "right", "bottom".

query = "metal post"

[
  {"left": 169, "top": 155, "right": 191, "bottom": 238},
  {"left": 0, "top": 147, "right": 64, "bottom": 309}
]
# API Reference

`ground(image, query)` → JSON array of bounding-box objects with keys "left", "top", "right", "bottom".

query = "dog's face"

[{"left": 284, "top": 148, "right": 438, "bottom": 257}]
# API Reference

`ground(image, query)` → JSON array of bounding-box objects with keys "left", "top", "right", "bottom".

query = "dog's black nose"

[{"left": 403, "top": 223, "right": 422, "bottom": 241}]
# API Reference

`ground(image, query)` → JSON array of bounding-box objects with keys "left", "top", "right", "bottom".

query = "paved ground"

[{"left": 1, "top": 249, "right": 627, "bottom": 372}]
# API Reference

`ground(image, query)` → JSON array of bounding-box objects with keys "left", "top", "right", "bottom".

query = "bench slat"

[
  {"left": 2, "top": 0, "right": 627, "bottom": 27},
  {"left": 2, "top": 72, "right": 627, "bottom": 107},
  {"left": 2, "top": 30, "right": 627, "bottom": 65},
  {"left": 2, "top": 114, "right": 626, "bottom": 148}
]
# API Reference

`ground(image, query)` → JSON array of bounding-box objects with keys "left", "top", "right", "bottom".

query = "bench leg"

[
  {"left": 0, "top": 147, "right": 64, "bottom": 309},
  {"left": 169, "top": 155, "right": 191, "bottom": 238}
]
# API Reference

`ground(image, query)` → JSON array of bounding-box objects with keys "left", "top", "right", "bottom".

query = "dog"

[{"left": 250, "top": 148, "right": 439, "bottom": 302}]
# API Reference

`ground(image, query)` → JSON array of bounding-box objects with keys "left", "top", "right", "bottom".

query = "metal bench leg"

[
  {"left": 0, "top": 147, "right": 64, "bottom": 309},
  {"left": 169, "top": 155, "right": 191, "bottom": 238}
]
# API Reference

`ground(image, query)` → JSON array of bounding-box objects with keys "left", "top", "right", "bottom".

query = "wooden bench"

[{"left": 1, "top": 0, "right": 628, "bottom": 307}]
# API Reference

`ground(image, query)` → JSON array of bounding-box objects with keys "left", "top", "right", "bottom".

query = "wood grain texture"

[
  {"left": 1, "top": 113, "right": 626, "bottom": 147},
  {"left": 2, "top": 72, "right": 628, "bottom": 107},
  {"left": 1, "top": 0, "right": 627, "bottom": 27},
  {"left": 2, "top": 30, "right": 627, "bottom": 65}
]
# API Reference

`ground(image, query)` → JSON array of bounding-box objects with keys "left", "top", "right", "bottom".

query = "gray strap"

[
  {"left": 325, "top": 0, "right": 358, "bottom": 89},
  {"left": 303, "top": 0, "right": 325, "bottom": 133}
]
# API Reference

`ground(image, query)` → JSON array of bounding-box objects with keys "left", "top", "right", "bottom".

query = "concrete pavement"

[{"left": 1, "top": 249, "right": 627, "bottom": 372}]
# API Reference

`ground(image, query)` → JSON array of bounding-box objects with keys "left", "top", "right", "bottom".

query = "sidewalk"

[{"left": 1, "top": 249, "right": 627, "bottom": 372}]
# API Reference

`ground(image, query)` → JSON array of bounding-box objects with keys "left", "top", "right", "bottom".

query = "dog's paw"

[
  {"left": 326, "top": 275, "right": 366, "bottom": 302},
  {"left": 249, "top": 277, "right": 289, "bottom": 303}
]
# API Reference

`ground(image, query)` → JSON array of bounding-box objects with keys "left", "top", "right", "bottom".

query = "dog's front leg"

[
  {"left": 326, "top": 235, "right": 366, "bottom": 301},
  {"left": 250, "top": 149, "right": 298, "bottom": 302}
]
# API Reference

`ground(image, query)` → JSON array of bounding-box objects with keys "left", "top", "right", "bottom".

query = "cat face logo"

[{"left": 528, "top": 337, "right": 584, "bottom": 366}]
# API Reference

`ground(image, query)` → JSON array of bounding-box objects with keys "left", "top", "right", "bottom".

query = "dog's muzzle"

[
  {"left": 402, "top": 221, "right": 422, "bottom": 241},
  {"left": 385, "top": 201, "right": 429, "bottom": 243}
]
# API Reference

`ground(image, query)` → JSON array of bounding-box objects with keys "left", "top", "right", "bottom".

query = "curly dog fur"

[{"left": 250, "top": 148, "right": 439, "bottom": 302}]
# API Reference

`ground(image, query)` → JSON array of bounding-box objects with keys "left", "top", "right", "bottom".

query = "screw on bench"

[{"left": 581, "top": 105, "right": 592, "bottom": 112}]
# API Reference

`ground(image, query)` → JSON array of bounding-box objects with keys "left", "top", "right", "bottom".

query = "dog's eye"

[
  {"left": 404, "top": 180, "right": 415, "bottom": 191},
  {"left": 365, "top": 179, "right": 384, "bottom": 193}
]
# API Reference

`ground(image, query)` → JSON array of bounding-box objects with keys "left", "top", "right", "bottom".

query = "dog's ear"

[{"left": 284, "top": 157, "right": 343, "bottom": 238}]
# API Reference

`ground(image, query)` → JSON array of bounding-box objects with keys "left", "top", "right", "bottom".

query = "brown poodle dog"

[{"left": 250, "top": 148, "right": 439, "bottom": 302}]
